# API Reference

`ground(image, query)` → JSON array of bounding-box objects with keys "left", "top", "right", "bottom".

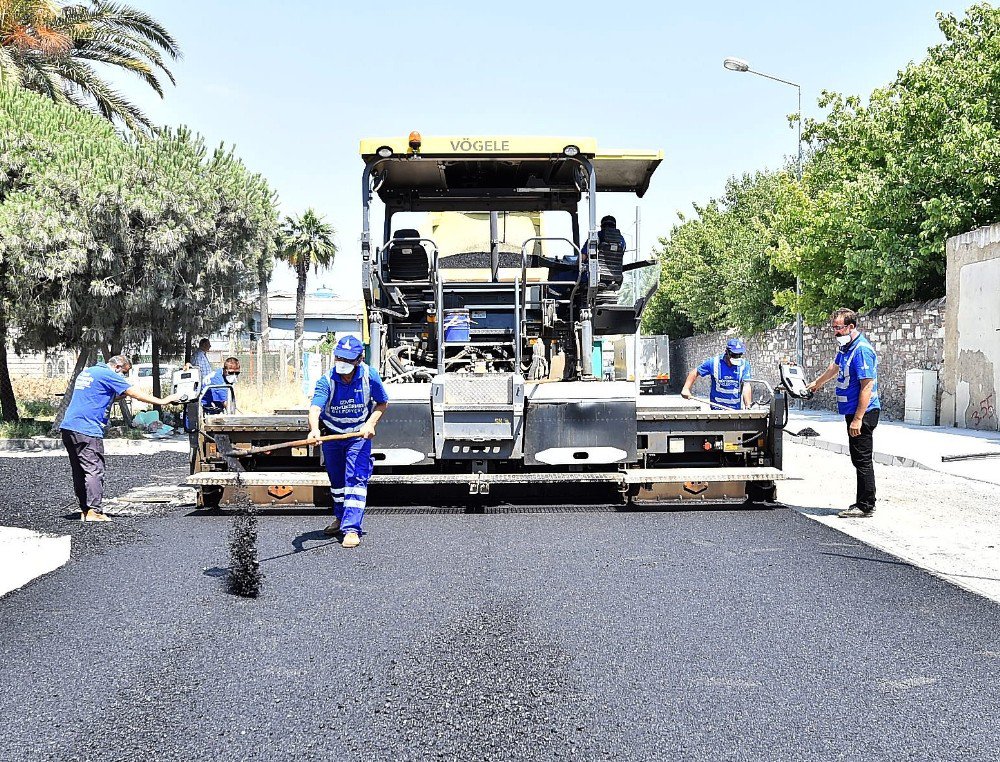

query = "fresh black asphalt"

[{"left": 2, "top": 454, "right": 1000, "bottom": 761}]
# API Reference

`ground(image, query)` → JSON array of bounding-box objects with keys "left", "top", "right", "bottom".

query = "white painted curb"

[{"left": 0, "top": 527, "right": 71, "bottom": 598}]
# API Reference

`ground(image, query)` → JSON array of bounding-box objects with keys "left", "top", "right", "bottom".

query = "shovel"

[
  {"left": 684, "top": 393, "right": 732, "bottom": 411},
  {"left": 219, "top": 431, "right": 363, "bottom": 459}
]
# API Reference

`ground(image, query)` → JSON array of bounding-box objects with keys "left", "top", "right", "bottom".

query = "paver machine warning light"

[{"left": 186, "top": 134, "right": 790, "bottom": 507}]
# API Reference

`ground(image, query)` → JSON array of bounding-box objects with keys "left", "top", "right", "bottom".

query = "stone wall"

[{"left": 668, "top": 298, "right": 946, "bottom": 421}]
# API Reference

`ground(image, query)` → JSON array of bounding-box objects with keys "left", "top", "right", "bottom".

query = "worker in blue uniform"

[
  {"left": 201, "top": 357, "right": 241, "bottom": 414},
  {"left": 307, "top": 335, "right": 389, "bottom": 548},
  {"left": 61, "top": 354, "right": 185, "bottom": 522},
  {"left": 680, "top": 338, "right": 753, "bottom": 410}
]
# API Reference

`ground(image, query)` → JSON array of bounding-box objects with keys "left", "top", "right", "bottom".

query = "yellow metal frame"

[{"left": 360, "top": 135, "right": 600, "bottom": 158}]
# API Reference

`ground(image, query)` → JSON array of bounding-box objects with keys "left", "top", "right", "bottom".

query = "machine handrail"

[{"left": 518, "top": 237, "right": 583, "bottom": 340}]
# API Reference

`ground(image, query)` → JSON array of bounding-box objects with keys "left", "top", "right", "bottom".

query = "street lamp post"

[{"left": 724, "top": 57, "right": 804, "bottom": 377}]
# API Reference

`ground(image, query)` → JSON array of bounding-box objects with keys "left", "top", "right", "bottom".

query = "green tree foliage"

[
  {"left": 0, "top": 0, "right": 180, "bottom": 135},
  {"left": 646, "top": 170, "right": 796, "bottom": 336},
  {"left": 0, "top": 87, "right": 278, "bottom": 423},
  {"left": 276, "top": 209, "right": 337, "bottom": 352},
  {"left": 796, "top": 3, "right": 1000, "bottom": 316},
  {"left": 647, "top": 3, "right": 1000, "bottom": 335}
]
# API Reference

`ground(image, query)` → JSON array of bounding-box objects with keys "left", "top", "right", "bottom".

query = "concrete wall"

[
  {"left": 669, "top": 299, "right": 946, "bottom": 421},
  {"left": 941, "top": 223, "right": 1000, "bottom": 431}
]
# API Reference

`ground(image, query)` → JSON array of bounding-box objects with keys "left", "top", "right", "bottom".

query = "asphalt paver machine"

[{"left": 187, "top": 134, "right": 788, "bottom": 507}]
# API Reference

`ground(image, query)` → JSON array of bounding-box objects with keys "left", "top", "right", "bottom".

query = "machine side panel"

[{"left": 523, "top": 399, "right": 637, "bottom": 466}]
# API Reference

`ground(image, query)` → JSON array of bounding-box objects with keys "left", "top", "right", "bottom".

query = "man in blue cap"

[
  {"left": 307, "top": 335, "right": 389, "bottom": 548},
  {"left": 680, "top": 338, "right": 753, "bottom": 410}
]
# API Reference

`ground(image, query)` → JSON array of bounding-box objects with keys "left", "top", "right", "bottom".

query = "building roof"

[{"left": 263, "top": 293, "right": 364, "bottom": 320}]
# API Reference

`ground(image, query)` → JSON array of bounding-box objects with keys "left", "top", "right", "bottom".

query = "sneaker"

[
  {"left": 323, "top": 517, "right": 341, "bottom": 536},
  {"left": 342, "top": 531, "right": 361, "bottom": 548},
  {"left": 838, "top": 504, "right": 874, "bottom": 518},
  {"left": 82, "top": 509, "right": 112, "bottom": 523}
]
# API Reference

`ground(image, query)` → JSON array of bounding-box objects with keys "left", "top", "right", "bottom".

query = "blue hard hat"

[
  {"left": 334, "top": 335, "right": 364, "bottom": 360},
  {"left": 726, "top": 338, "right": 746, "bottom": 355}
]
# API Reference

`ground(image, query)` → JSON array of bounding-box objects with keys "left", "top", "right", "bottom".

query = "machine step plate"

[
  {"left": 187, "top": 466, "right": 784, "bottom": 488},
  {"left": 622, "top": 467, "right": 785, "bottom": 484}
]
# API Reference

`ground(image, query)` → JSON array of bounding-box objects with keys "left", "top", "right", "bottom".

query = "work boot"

[
  {"left": 342, "top": 531, "right": 361, "bottom": 548},
  {"left": 82, "top": 509, "right": 112, "bottom": 523},
  {"left": 323, "top": 517, "right": 341, "bottom": 536}
]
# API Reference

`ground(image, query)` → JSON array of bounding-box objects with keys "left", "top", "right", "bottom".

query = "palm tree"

[
  {"left": 276, "top": 209, "right": 337, "bottom": 367},
  {"left": 0, "top": 0, "right": 180, "bottom": 134}
]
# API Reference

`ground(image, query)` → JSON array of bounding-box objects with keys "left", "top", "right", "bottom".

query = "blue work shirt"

[
  {"left": 697, "top": 354, "right": 752, "bottom": 410},
  {"left": 201, "top": 368, "right": 232, "bottom": 413},
  {"left": 834, "top": 333, "right": 880, "bottom": 416},
  {"left": 311, "top": 363, "right": 389, "bottom": 434},
  {"left": 61, "top": 364, "right": 132, "bottom": 437}
]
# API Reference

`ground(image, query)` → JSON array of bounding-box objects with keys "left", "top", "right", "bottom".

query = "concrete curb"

[
  {"left": 788, "top": 434, "right": 932, "bottom": 471},
  {"left": 0, "top": 438, "right": 64, "bottom": 452},
  {"left": 0, "top": 437, "right": 189, "bottom": 455},
  {"left": 0, "top": 527, "right": 71, "bottom": 598}
]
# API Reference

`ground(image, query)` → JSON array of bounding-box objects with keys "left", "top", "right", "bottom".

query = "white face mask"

[
  {"left": 224, "top": 373, "right": 239, "bottom": 384},
  {"left": 335, "top": 360, "right": 356, "bottom": 375},
  {"left": 730, "top": 357, "right": 744, "bottom": 368},
  {"left": 836, "top": 333, "right": 853, "bottom": 347}
]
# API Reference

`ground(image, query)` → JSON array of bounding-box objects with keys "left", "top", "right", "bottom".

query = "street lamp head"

[{"left": 723, "top": 57, "right": 750, "bottom": 73}]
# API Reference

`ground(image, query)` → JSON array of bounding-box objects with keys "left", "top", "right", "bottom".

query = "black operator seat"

[
  {"left": 385, "top": 228, "right": 429, "bottom": 282},
  {"left": 596, "top": 226, "right": 626, "bottom": 289}
]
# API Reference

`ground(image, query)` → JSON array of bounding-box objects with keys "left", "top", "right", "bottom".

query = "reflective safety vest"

[
  {"left": 320, "top": 363, "right": 373, "bottom": 434},
  {"left": 834, "top": 334, "right": 880, "bottom": 415},
  {"left": 707, "top": 354, "right": 751, "bottom": 410}
]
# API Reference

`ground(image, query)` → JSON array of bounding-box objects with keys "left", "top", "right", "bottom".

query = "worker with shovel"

[
  {"left": 680, "top": 338, "right": 753, "bottom": 410},
  {"left": 61, "top": 354, "right": 187, "bottom": 522},
  {"left": 307, "top": 336, "right": 389, "bottom": 548}
]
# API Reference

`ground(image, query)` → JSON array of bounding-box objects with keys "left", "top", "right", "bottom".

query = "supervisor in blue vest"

[
  {"left": 807, "top": 308, "right": 881, "bottom": 518},
  {"left": 61, "top": 355, "right": 185, "bottom": 522},
  {"left": 680, "top": 338, "right": 753, "bottom": 410},
  {"left": 307, "top": 335, "right": 389, "bottom": 548}
]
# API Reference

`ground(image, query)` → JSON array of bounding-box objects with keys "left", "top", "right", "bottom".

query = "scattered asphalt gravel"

[
  {"left": 2, "top": 456, "right": 1000, "bottom": 761},
  {"left": 0, "top": 453, "right": 188, "bottom": 559}
]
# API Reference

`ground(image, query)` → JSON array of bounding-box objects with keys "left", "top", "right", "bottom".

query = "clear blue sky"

[{"left": 119, "top": 0, "right": 970, "bottom": 294}]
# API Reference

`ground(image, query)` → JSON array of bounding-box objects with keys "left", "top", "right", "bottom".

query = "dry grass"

[
  {"left": 12, "top": 375, "right": 69, "bottom": 419},
  {"left": 12, "top": 375, "right": 68, "bottom": 399},
  {"left": 234, "top": 380, "right": 312, "bottom": 414}
]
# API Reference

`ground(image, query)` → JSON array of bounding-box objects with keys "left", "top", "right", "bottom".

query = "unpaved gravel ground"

[{"left": 2, "top": 450, "right": 1000, "bottom": 760}]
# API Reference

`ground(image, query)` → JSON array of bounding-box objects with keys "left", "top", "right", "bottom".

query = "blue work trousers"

[{"left": 322, "top": 437, "right": 373, "bottom": 534}]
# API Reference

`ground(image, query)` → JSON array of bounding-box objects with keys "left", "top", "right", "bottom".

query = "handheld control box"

[
  {"left": 778, "top": 363, "right": 813, "bottom": 400},
  {"left": 171, "top": 368, "right": 201, "bottom": 402}
]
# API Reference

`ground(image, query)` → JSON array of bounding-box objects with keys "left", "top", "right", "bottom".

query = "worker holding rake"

[{"left": 307, "top": 336, "right": 389, "bottom": 548}]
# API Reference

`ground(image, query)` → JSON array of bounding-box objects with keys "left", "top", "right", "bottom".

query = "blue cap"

[
  {"left": 726, "top": 338, "right": 746, "bottom": 355},
  {"left": 334, "top": 335, "right": 364, "bottom": 360}
]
